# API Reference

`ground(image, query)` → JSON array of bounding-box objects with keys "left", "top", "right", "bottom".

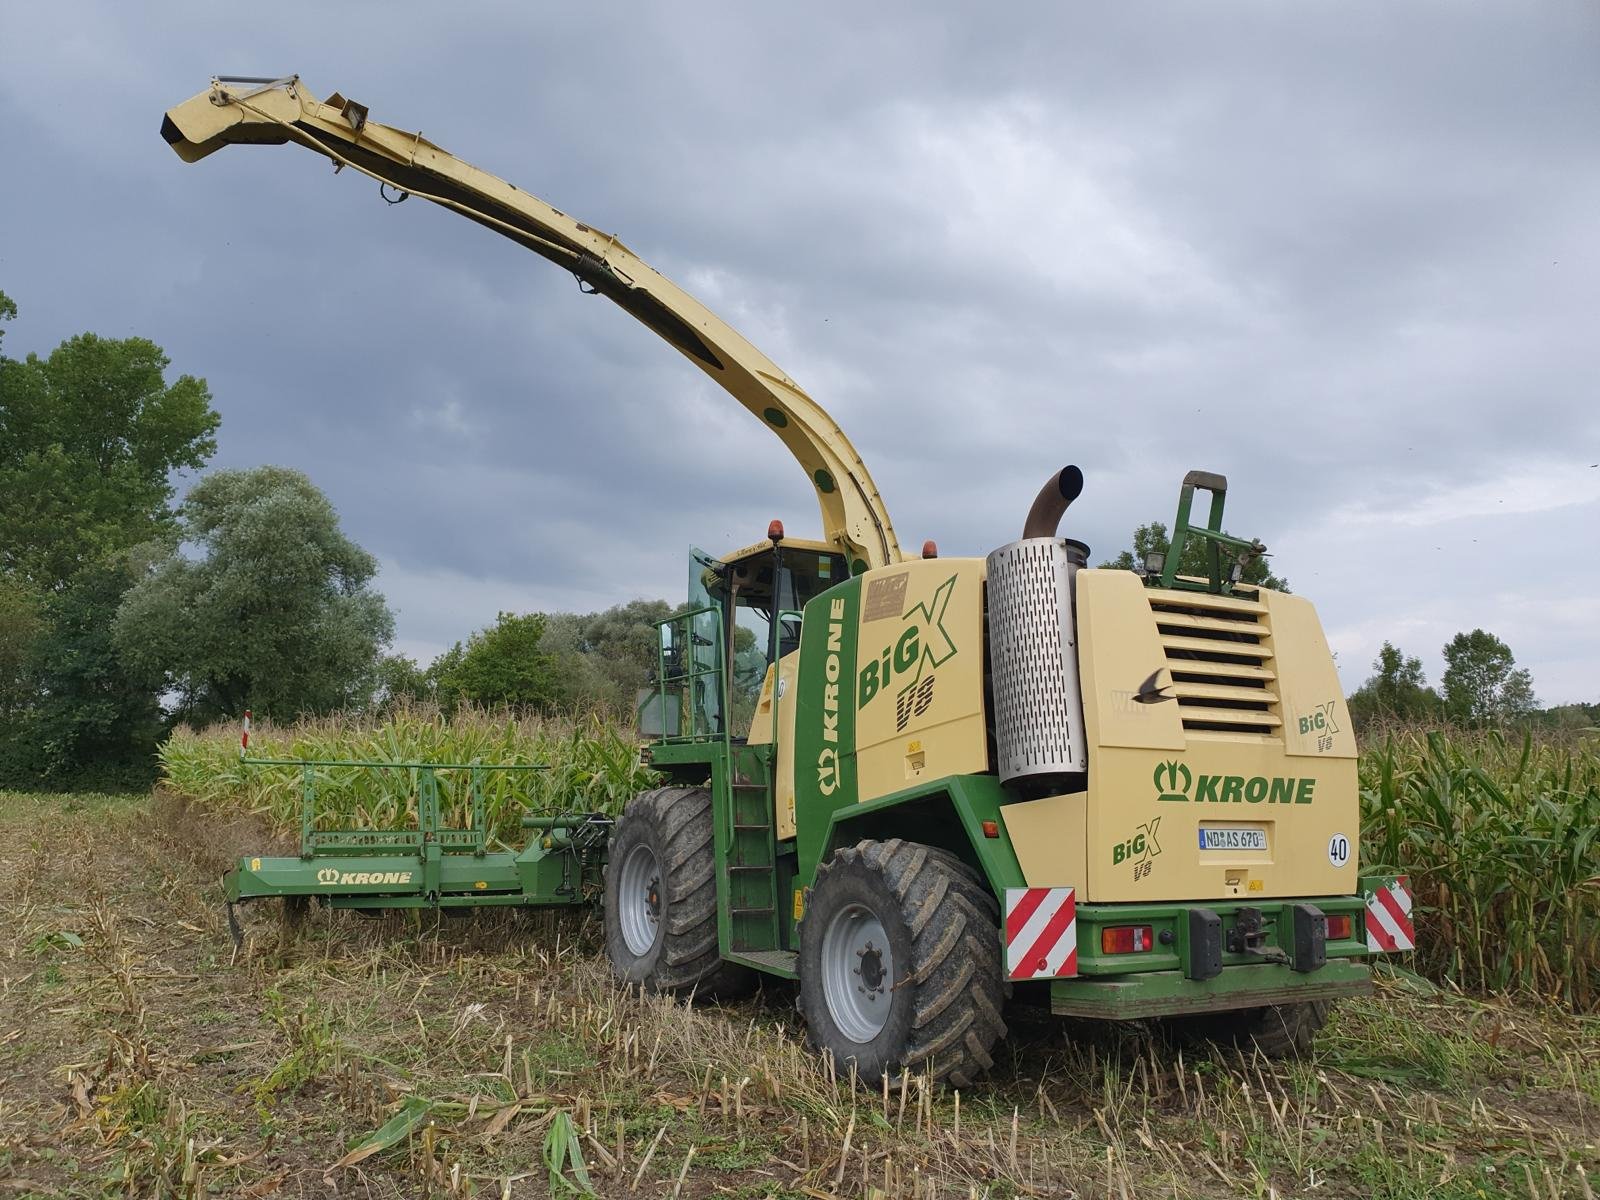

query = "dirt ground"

[{"left": 1, "top": 790, "right": 1595, "bottom": 1199}]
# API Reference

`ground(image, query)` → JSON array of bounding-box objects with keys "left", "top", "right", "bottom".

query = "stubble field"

[{"left": 2, "top": 787, "right": 1596, "bottom": 1199}]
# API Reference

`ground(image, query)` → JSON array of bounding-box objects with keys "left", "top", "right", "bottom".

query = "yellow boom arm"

[{"left": 162, "top": 76, "right": 901, "bottom": 571}]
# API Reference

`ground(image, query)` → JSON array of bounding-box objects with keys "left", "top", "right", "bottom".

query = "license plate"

[{"left": 1199, "top": 827, "right": 1268, "bottom": 852}]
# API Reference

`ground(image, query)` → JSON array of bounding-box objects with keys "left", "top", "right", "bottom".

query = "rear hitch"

[{"left": 1227, "top": 906, "right": 1288, "bottom": 964}]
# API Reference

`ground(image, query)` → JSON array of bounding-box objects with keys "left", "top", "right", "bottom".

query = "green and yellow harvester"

[{"left": 164, "top": 76, "right": 1413, "bottom": 1085}]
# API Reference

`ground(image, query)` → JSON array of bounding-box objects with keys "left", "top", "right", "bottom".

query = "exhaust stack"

[
  {"left": 986, "top": 468, "right": 1090, "bottom": 787},
  {"left": 1022, "top": 465, "right": 1084, "bottom": 539}
]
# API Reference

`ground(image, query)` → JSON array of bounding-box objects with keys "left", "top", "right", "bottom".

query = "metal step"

[
  {"left": 733, "top": 821, "right": 771, "bottom": 832},
  {"left": 730, "top": 905, "right": 775, "bottom": 916},
  {"left": 734, "top": 949, "right": 798, "bottom": 975},
  {"left": 726, "top": 864, "right": 773, "bottom": 874}
]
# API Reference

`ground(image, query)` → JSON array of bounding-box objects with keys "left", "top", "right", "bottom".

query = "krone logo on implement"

[
  {"left": 816, "top": 598, "right": 846, "bottom": 796},
  {"left": 316, "top": 868, "right": 414, "bottom": 886}
]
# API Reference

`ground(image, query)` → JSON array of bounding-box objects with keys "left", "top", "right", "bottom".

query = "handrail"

[{"left": 654, "top": 605, "right": 726, "bottom": 742}]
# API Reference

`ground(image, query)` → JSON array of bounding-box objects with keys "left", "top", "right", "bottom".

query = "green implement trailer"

[{"left": 222, "top": 759, "right": 610, "bottom": 941}]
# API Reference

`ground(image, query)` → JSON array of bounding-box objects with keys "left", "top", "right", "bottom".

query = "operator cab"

[
  {"left": 716, "top": 534, "right": 846, "bottom": 664},
  {"left": 643, "top": 532, "right": 845, "bottom": 741}
]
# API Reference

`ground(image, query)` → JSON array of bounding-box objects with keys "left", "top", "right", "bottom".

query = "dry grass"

[{"left": 2, "top": 790, "right": 1596, "bottom": 1198}]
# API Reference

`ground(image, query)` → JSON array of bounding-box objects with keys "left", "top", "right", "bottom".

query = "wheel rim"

[
  {"left": 820, "top": 902, "right": 894, "bottom": 1043},
  {"left": 617, "top": 842, "right": 662, "bottom": 957}
]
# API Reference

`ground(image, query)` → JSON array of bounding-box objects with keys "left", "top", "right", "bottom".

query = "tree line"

[{"left": 0, "top": 291, "right": 668, "bottom": 789}]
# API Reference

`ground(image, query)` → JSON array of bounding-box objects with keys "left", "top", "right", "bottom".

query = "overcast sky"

[{"left": 2, "top": 3, "right": 1596, "bottom": 704}]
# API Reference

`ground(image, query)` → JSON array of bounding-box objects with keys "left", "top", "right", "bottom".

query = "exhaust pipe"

[{"left": 1022, "top": 465, "right": 1084, "bottom": 539}]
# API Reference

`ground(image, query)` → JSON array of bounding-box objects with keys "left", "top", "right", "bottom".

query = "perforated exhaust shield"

[{"left": 985, "top": 538, "right": 1088, "bottom": 784}]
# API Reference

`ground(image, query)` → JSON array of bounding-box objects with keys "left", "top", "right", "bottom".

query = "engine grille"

[
  {"left": 1146, "top": 585, "right": 1280, "bottom": 735},
  {"left": 986, "top": 538, "right": 1088, "bottom": 782}
]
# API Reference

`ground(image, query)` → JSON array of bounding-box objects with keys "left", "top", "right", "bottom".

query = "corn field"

[
  {"left": 1360, "top": 728, "right": 1600, "bottom": 1011},
  {"left": 161, "top": 708, "right": 1599, "bottom": 1010},
  {"left": 159, "top": 703, "right": 658, "bottom": 845}
]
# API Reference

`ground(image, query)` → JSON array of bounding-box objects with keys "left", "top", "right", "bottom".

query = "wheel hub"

[
  {"left": 617, "top": 842, "right": 663, "bottom": 957},
  {"left": 857, "top": 942, "right": 886, "bottom": 992},
  {"left": 821, "top": 903, "right": 894, "bottom": 1043}
]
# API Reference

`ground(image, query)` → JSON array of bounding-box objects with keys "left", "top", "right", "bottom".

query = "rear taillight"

[
  {"left": 1101, "top": 925, "right": 1155, "bottom": 954},
  {"left": 1326, "top": 914, "right": 1353, "bottom": 940}
]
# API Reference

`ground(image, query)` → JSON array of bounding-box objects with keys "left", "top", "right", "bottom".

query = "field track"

[{"left": 2, "top": 790, "right": 1595, "bottom": 1198}]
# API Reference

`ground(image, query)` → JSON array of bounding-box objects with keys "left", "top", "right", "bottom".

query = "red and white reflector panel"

[
  {"left": 1004, "top": 887, "right": 1078, "bottom": 980},
  {"left": 240, "top": 710, "right": 252, "bottom": 759},
  {"left": 1365, "top": 876, "right": 1415, "bottom": 952}
]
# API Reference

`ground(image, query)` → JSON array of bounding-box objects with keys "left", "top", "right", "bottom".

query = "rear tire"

[
  {"left": 798, "top": 839, "right": 1006, "bottom": 1087},
  {"left": 603, "top": 785, "right": 754, "bottom": 997},
  {"left": 1167, "top": 999, "right": 1333, "bottom": 1059}
]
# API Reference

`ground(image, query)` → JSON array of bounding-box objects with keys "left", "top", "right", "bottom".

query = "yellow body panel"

[
  {"left": 1265, "top": 590, "right": 1359, "bottom": 760},
  {"left": 1076, "top": 571, "right": 1186, "bottom": 752},
  {"left": 1000, "top": 792, "right": 1086, "bottom": 891},
  {"left": 749, "top": 653, "right": 800, "bottom": 840},
  {"left": 851, "top": 559, "right": 989, "bottom": 805},
  {"left": 1084, "top": 746, "right": 1359, "bottom": 902},
  {"left": 1012, "top": 568, "right": 1358, "bottom": 902}
]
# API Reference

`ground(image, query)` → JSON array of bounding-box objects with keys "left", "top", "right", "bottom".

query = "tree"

[
  {"left": 0, "top": 288, "right": 15, "bottom": 351},
  {"left": 373, "top": 653, "right": 430, "bottom": 709},
  {"left": 27, "top": 562, "right": 167, "bottom": 783},
  {"left": 431, "top": 612, "right": 563, "bottom": 711},
  {"left": 1346, "top": 641, "right": 1441, "bottom": 730},
  {"left": 1100, "top": 520, "right": 1287, "bottom": 591},
  {"left": 1440, "top": 629, "right": 1537, "bottom": 726},
  {"left": 114, "top": 467, "right": 394, "bottom": 722},
  {"left": 536, "top": 599, "right": 683, "bottom": 713},
  {"left": 0, "top": 330, "right": 219, "bottom": 589},
  {"left": 0, "top": 297, "right": 220, "bottom": 787},
  {"left": 0, "top": 575, "right": 45, "bottom": 722},
  {"left": 537, "top": 613, "right": 609, "bottom": 708},
  {"left": 576, "top": 600, "right": 674, "bottom": 707}
]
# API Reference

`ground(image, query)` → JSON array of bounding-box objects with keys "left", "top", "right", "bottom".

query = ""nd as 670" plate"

[{"left": 1199, "top": 827, "right": 1268, "bottom": 852}]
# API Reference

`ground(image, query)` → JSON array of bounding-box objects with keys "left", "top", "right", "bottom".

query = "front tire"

[
  {"left": 798, "top": 839, "right": 1006, "bottom": 1087},
  {"left": 603, "top": 785, "right": 753, "bottom": 996}
]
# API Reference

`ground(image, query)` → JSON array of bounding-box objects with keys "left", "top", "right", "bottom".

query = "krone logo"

[
  {"left": 814, "top": 596, "right": 847, "bottom": 798},
  {"left": 315, "top": 867, "right": 414, "bottom": 886},
  {"left": 817, "top": 747, "right": 839, "bottom": 796},
  {"left": 1153, "top": 760, "right": 1192, "bottom": 802}
]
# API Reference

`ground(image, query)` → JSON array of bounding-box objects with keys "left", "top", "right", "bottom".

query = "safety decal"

[
  {"left": 1004, "top": 887, "right": 1078, "bottom": 980},
  {"left": 1364, "top": 876, "right": 1415, "bottom": 952}
]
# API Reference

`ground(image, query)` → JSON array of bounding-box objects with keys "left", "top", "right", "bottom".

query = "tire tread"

[{"left": 800, "top": 839, "right": 1006, "bottom": 1087}]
